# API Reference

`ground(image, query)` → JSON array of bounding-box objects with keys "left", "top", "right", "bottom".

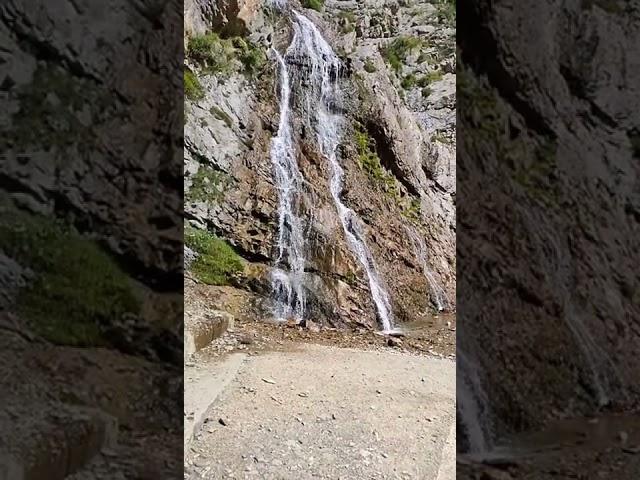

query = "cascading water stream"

[
  {"left": 405, "top": 226, "right": 449, "bottom": 312},
  {"left": 269, "top": 49, "right": 307, "bottom": 322},
  {"left": 457, "top": 349, "right": 493, "bottom": 453},
  {"left": 286, "top": 11, "right": 396, "bottom": 332},
  {"left": 522, "top": 210, "right": 624, "bottom": 407}
]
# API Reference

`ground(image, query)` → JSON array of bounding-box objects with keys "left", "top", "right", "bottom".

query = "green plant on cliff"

[
  {"left": 302, "top": 0, "right": 324, "bottom": 12},
  {"left": 354, "top": 123, "right": 400, "bottom": 198},
  {"left": 380, "top": 36, "right": 422, "bottom": 73},
  {"left": 0, "top": 210, "right": 140, "bottom": 346},
  {"left": 187, "top": 33, "right": 265, "bottom": 77},
  {"left": 187, "top": 165, "right": 230, "bottom": 204},
  {"left": 364, "top": 58, "right": 377, "bottom": 73},
  {"left": 581, "top": 0, "right": 625, "bottom": 14},
  {"left": 185, "top": 227, "right": 244, "bottom": 285},
  {"left": 185, "top": 69, "right": 204, "bottom": 100},
  {"left": 435, "top": 0, "right": 456, "bottom": 24}
]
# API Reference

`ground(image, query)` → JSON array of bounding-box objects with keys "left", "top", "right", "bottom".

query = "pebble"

[{"left": 262, "top": 378, "right": 276, "bottom": 384}]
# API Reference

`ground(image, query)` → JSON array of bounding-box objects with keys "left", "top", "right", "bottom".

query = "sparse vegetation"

[
  {"left": 380, "top": 36, "right": 423, "bottom": 73},
  {"left": 0, "top": 211, "right": 140, "bottom": 346},
  {"left": 338, "top": 10, "right": 356, "bottom": 33},
  {"left": 435, "top": 0, "right": 456, "bottom": 24},
  {"left": 402, "top": 197, "right": 422, "bottom": 221},
  {"left": 187, "top": 165, "right": 230, "bottom": 204},
  {"left": 185, "top": 69, "right": 204, "bottom": 100},
  {"left": 364, "top": 58, "right": 377, "bottom": 73},
  {"left": 210, "top": 105, "right": 233, "bottom": 128},
  {"left": 187, "top": 33, "right": 265, "bottom": 77},
  {"left": 401, "top": 74, "right": 417, "bottom": 90},
  {"left": 185, "top": 227, "right": 244, "bottom": 285},
  {"left": 354, "top": 123, "right": 399, "bottom": 198},
  {"left": 302, "top": 0, "right": 324, "bottom": 12},
  {"left": 421, "top": 86, "right": 432, "bottom": 98}
]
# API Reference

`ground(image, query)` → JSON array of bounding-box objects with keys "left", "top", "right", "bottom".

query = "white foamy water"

[
  {"left": 269, "top": 49, "right": 307, "bottom": 322},
  {"left": 286, "top": 11, "right": 395, "bottom": 332}
]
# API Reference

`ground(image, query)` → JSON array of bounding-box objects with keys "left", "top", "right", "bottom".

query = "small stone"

[
  {"left": 218, "top": 418, "right": 228, "bottom": 426},
  {"left": 262, "top": 378, "right": 276, "bottom": 384},
  {"left": 387, "top": 337, "right": 402, "bottom": 347},
  {"left": 185, "top": 362, "right": 195, "bottom": 367},
  {"left": 239, "top": 335, "right": 253, "bottom": 345},
  {"left": 619, "top": 431, "right": 629, "bottom": 444},
  {"left": 298, "top": 392, "right": 309, "bottom": 398}
]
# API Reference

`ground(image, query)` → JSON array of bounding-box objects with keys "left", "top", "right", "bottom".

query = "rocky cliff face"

[
  {"left": 458, "top": 0, "right": 640, "bottom": 456},
  {"left": 184, "top": 0, "right": 456, "bottom": 330}
]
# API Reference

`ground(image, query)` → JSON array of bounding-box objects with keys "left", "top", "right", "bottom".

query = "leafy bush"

[
  {"left": 435, "top": 0, "right": 456, "bottom": 23},
  {"left": 187, "top": 33, "right": 265, "bottom": 77},
  {"left": 187, "top": 166, "right": 230, "bottom": 204},
  {"left": 380, "top": 36, "right": 422, "bottom": 73},
  {"left": 354, "top": 123, "right": 399, "bottom": 198},
  {"left": 364, "top": 58, "right": 377, "bottom": 73},
  {"left": 185, "top": 69, "right": 204, "bottom": 100},
  {"left": 401, "top": 74, "right": 417, "bottom": 90},
  {"left": 302, "top": 0, "right": 324, "bottom": 12},
  {"left": 185, "top": 227, "right": 244, "bottom": 285},
  {"left": 0, "top": 212, "right": 140, "bottom": 346}
]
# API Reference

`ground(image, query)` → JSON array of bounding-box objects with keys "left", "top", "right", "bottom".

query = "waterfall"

[
  {"left": 405, "top": 226, "right": 449, "bottom": 312},
  {"left": 285, "top": 11, "right": 396, "bottom": 332},
  {"left": 522, "top": 210, "right": 624, "bottom": 407},
  {"left": 457, "top": 350, "right": 493, "bottom": 453},
  {"left": 269, "top": 49, "right": 307, "bottom": 322}
]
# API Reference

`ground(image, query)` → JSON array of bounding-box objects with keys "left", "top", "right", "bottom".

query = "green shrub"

[
  {"left": 302, "top": 0, "right": 324, "bottom": 11},
  {"left": 401, "top": 74, "right": 417, "bottom": 90},
  {"left": 187, "top": 33, "right": 265, "bottom": 77},
  {"left": 185, "top": 69, "right": 204, "bottom": 100},
  {"left": 187, "top": 165, "right": 230, "bottom": 203},
  {"left": 421, "top": 86, "right": 432, "bottom": 98},
  {"left": 0, "top": 212, "right": 140, "bottom": 346},
  {"left": 435, "top": 0, "right": 456, "bottom": 23},
  {"left": 364, "top": 58, "right": 377, "bottom": 73},
  {"left": 354, "top": 123, "right": 399, "bottom": 198},
  {"left": 380, "top": 36, "right": 422, "bottom": 73},
  {"left": 185, "top": 227, "right": 244, "bottom": 285}
]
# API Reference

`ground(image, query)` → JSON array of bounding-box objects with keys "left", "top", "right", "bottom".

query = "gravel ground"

[{"left": 185, "top": 343, "right": 455, "bottom": 479}]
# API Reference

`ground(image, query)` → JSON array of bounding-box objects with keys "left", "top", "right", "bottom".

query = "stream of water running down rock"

[
  {"left": 405, "top": 226, "right": 449, "bottom": 312},
  {"left": 284, "top": 11, "right": 396, "bottom": 332},
  {"left": 269, "top": 49, "right": 307, "bottom": 322}
]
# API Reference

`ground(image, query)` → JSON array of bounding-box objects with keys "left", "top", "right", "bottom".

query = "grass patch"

[
  {"left": 302, "top": 0, "right": 324, "bottom": 11},
  {"left": 185, "top": 227, "right": 244, "bottom": 285},
  {"left": 354, "top": 123, "right": 399, "bottom": 197},
  {"left": 187, "top": 33, "right": 265, "bottom": 77},
  {"left": 337, "top": 10, "right": 356, "bottom": 33},
  {"left": 185, "top": 69, "right": 204, "bottom": 100},
  {"left": 187, "top": 165, "right": 231, "bottom": 204},
  {"left": 364, "top": 58, "right": 377, "bottom": 73},
  {"left": 401, "top": 198, "right": 422, "bottom": 221},
  {"left": 435, "top": 0, "right": 456, "bottom": 24},
  {"left": 0, "top": 211, "right": 140, "bottom": 346},
  {"left": 421, "top": 86, "right": 432, "bottom": 98},
  {"left": 380, "top": 36, "right": 422, "bottom": 73}
]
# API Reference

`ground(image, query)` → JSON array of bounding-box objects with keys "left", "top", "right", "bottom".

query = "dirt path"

[{"left": 185, "top": 343, "right": 455, "bottom": 479}]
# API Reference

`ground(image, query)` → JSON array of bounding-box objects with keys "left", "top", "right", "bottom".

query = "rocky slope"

[
  {"left": 457, "top": 0, "right": 640, "bottom": 462},
  {"left": 184, "top": 0, "right": 457, "bottom": 330}
]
